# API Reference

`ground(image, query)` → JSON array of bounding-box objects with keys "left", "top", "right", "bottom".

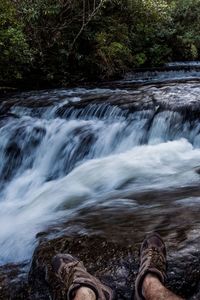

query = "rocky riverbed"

[
  {"left": 1, "top": 76, "right": 200, "bottom": 299},
  {"left": 2, "top": 80, "right": 200, "bottom": 118}
]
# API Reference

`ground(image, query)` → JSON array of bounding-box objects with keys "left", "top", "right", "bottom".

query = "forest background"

[{"left": 1, "top": 0, "right": 200, "bottom": 88}]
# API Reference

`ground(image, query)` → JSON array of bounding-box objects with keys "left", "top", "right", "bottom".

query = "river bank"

[{"left": 2, "top": 62, "right": 200, "bottom": 96}]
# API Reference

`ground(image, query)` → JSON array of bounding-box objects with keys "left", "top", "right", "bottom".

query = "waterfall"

[{"left": 1, "top": 86, "right": 200, "bottom": 264}]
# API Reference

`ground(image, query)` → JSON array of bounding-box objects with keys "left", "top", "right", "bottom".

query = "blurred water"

[
  {"left": 1, "top": 85, "right": 200, "bottom": 264},
  {"left": 123, "top": 62, "right": 200, "bottom": 83}
]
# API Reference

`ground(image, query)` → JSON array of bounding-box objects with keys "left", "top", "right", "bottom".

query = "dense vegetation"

[{"left": 1, "top": 0, "right": 200, "bottom": 87}]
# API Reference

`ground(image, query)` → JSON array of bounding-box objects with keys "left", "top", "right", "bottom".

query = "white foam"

[{"left": 0, "top": 138, "right": 200, "bottom": 263}]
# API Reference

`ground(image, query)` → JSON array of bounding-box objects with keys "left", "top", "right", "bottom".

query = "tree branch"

[{"left": 70, "top": 0, "right": 106, "bottom": 51}]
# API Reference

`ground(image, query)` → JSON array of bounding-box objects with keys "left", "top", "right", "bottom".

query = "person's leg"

[
  {"left": 142, "top": 274, "right": 183, "bottom": 300},
  {"left": 51, "top": 254, "right": 113, "bottom": 300},
  {"left": 74, "top": 287, "right": 96, "bottom": 300},
  {"left": 135, "top": 233, "right": 184, "bottom": 300}
]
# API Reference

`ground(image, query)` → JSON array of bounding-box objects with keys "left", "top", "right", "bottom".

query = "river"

[{"left": 1, "top": 68, "right": 200, "bottom": 271}]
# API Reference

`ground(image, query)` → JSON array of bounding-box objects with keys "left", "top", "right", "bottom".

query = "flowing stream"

[{"left": 1, "top": 71, "right": 200, "bottom": 265}]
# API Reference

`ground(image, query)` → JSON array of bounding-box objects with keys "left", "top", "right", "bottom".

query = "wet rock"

[
  {"left": 194, "top": 167, "right": 200, "bottom": 175},
  {"left": 1, "top": 142, "right": 22, "bottom": 181},
  {"left": 54, "top": 82, "right": 200, "bottom": 121},
  {"left": 0, "top": 94, "right": 54, "bottom": 117},
  {"left": 27, "top": 235, "right": 200, "bottom": 300},
  {"left": 0, "top": 113, "right": 19, "bottom": 129},
  {"left": 0, "top": 112, "right": 19, "bottom": 120},
  {"left": 29, "top": 235, "right": 137, "bottom": 300},
  {"left": 2, "top": 81, "right": 200, "bottom": 120},
  {"left": 44, "top": 123, "right": 97, "bottom": 181},
  {"left": 0, "top": 234, "right": 200, "bottom": 299},
  {"left": 0, "top": 262, "right": 29, "bottom": 300}
]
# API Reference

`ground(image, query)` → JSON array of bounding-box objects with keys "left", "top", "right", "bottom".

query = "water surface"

[{"left": 1, "top": 76, "right": 200, "bottom": 265}]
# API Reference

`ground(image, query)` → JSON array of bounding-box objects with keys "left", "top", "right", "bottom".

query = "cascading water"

[{"left": 1, "top": 82, "right": 200, "bottom": 265}]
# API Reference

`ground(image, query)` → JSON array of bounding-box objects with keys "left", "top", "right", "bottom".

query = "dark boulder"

[
  {"left": 0, "top": 262, "right": 29, "bottom": 300},
  {"left": 0, "top": 234, "right": 200, "bottom": 299},
  {"left": 28, "top": 235, "right": 200, "bottom": 300}
]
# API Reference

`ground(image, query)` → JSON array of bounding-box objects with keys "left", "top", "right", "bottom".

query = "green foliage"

[
  {"left": 1, "top": 0, "right": 200, "bottom": 86},
  {"left": 0, "top": 0, "right": 30, "bottom": 83},
  {"left": 170, "top": 0, "right": 200, "bottom": 60},
  {"left": 94, "top": 23, "right": 133, "bottom": 77}
]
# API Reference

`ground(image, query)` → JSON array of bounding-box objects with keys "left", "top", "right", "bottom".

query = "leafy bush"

[
  {"left": 94, "top": 22, "right": 133, "bottom": 77},
  {"left": 1, "top": 0, "right": 200, "bottom": 86},
  {"left": 170, "top": 0, "right": 200, "bottom": 60},
  {"left": 0, "top": 0, "right": 30, "bottom": 83}
]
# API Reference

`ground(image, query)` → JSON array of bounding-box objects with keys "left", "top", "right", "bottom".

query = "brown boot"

[
  {"left": 135, "top": 233, "right": 167, "bottom": 300},
  {"left": 52, "top": 254, "right": 113, "bottom": 300}
]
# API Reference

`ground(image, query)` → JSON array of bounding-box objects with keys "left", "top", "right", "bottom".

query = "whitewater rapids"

[{"left": 1, "top": 86, "right": 200, "bottom": 264}]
